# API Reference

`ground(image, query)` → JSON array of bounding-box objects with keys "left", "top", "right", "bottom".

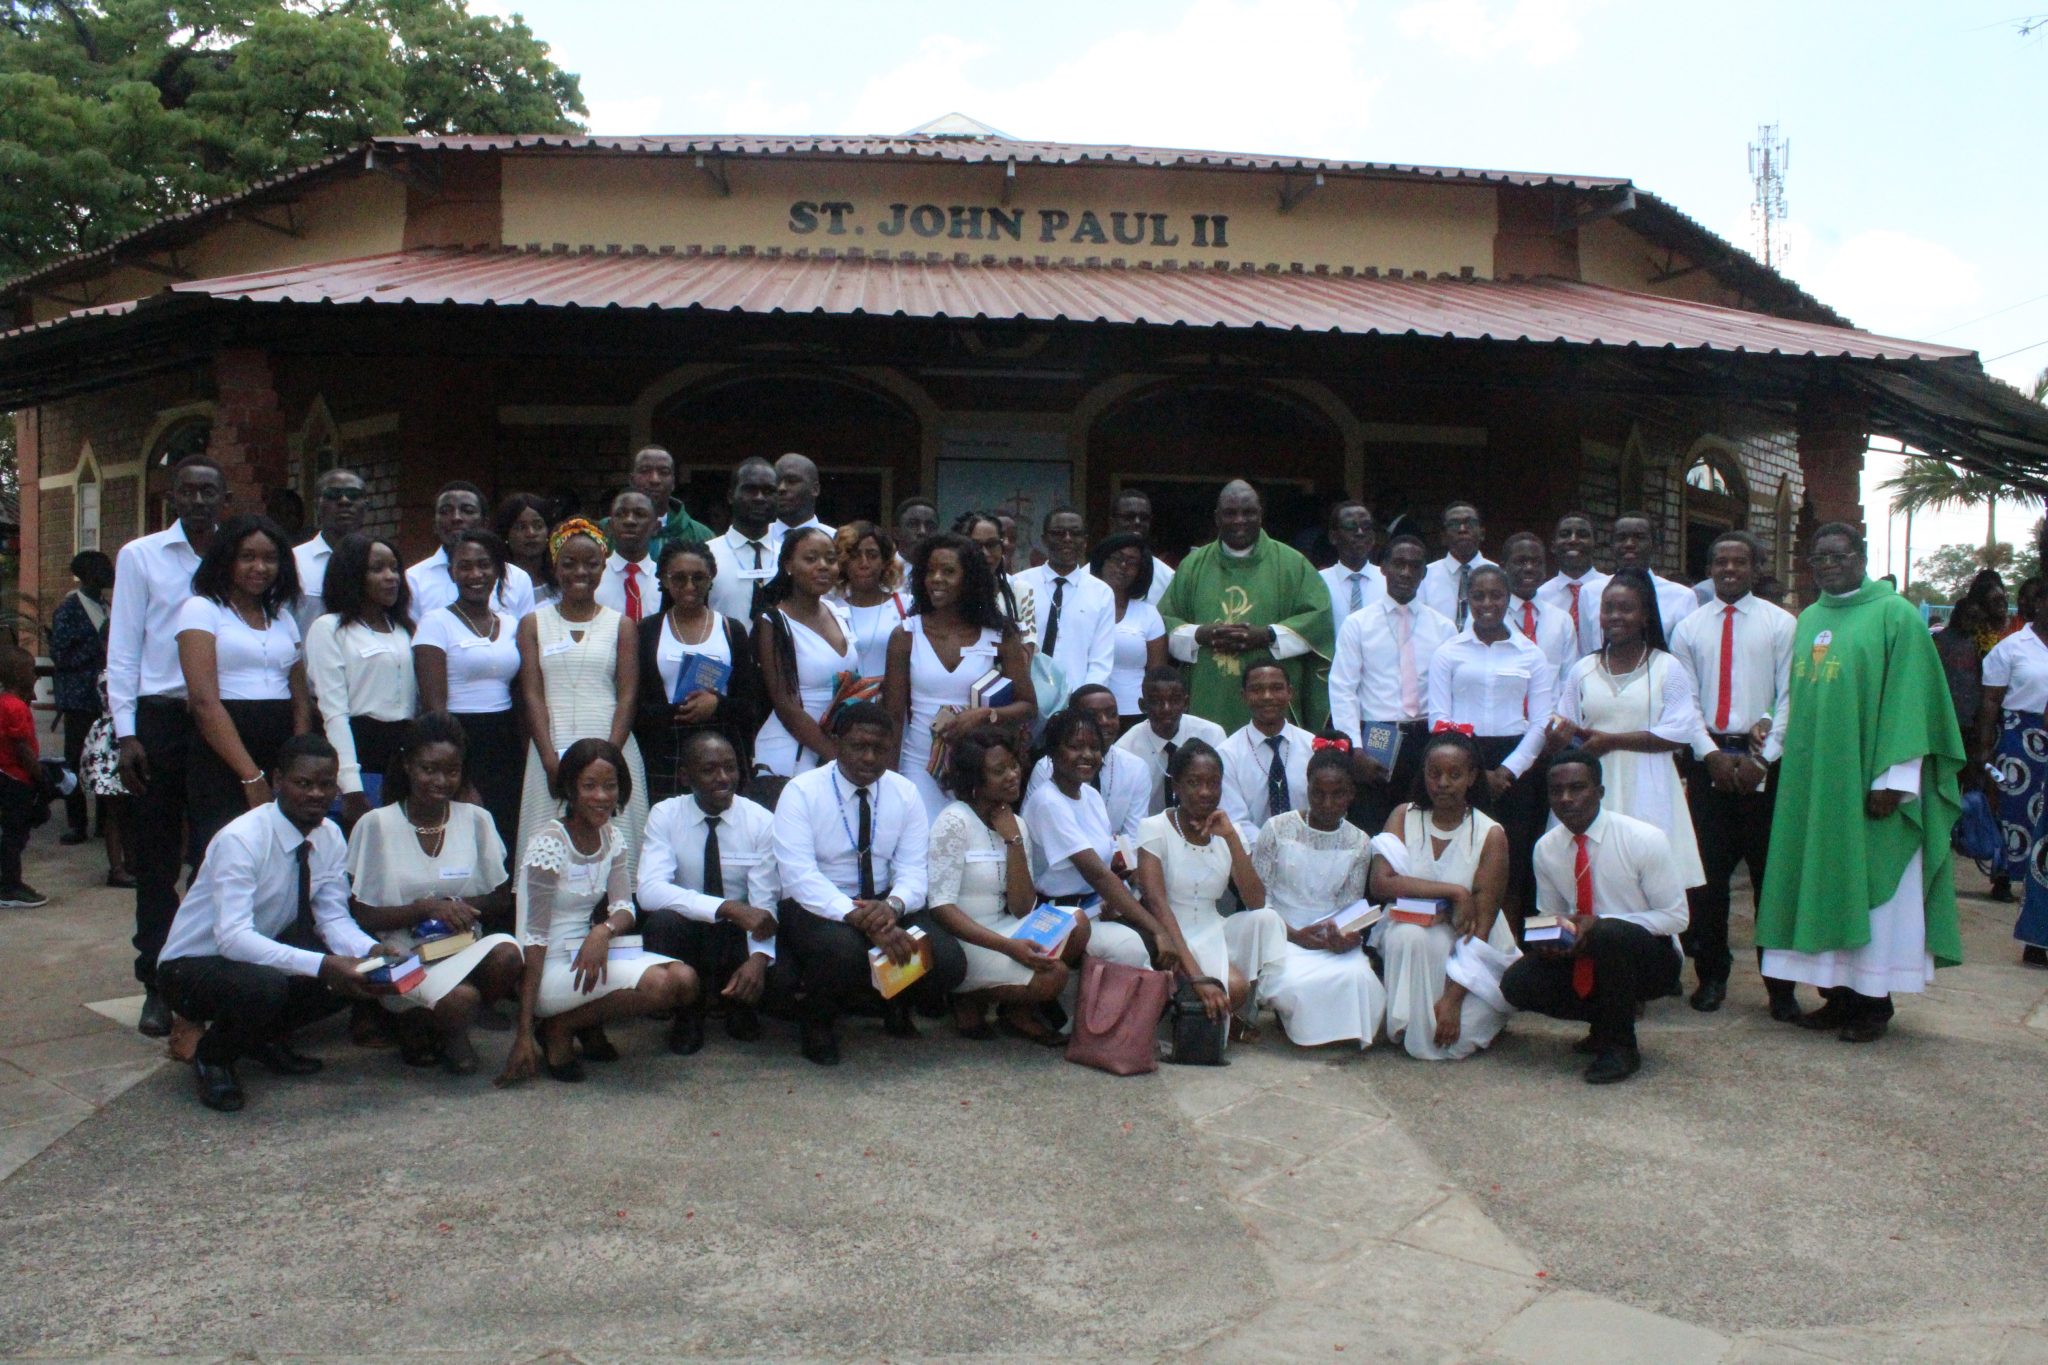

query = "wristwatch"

[{"left": 885, "top": 895, "right": 906, "bottom": 918}]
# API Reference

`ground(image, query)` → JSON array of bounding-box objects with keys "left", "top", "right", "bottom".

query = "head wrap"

[{"left": 548, "top": 517, "right": 609, "bottom": 563}]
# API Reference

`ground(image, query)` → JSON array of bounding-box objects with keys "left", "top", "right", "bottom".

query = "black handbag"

[{"left": 1166, "top": 976, "right": 1229, "bottom": 1066}]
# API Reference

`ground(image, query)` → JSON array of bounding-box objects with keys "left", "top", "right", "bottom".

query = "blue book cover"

[
  {"left": 671, "top": 653, "right": 732, "bottom": 703},
  {"left": 1009, "top": 903, "right": 1077, "bottom": 956},
  {"left": 1362, "top": 721, "right": 1402, "bottom": 771},
  {"left": 969, "top": 665, "right": 1015, "bottom": 711}
]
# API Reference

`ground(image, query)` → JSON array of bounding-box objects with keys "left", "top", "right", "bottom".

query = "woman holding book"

[
  {"left": 753, "top": 526, "right": 858, "bottom": 778},
  {"left": 1544, "top": 569, "right": 1706, "bottom": 889},
  {"left": 1251, "top": 745, "right": 1385, "bottom": 1048},
  {"left": 498, "top": 738, "right": 694, "bottom": 1085},
  {"left": 884, "top": 532, "right": 1035, "bottom": 820},
  {"left": 1369, "top": 729, "right": 1516, "bottom": 1061},
  {"left": 926, "top": 724, "right": 1084, "bottom": 1042},
  {"left": 412, "top": 529, "right": 524, "bottom": 855},
  {"left": 635, "top": 539, "right": 760, "bottom": 801},
  {"left": 1091, "top": 532, "right": 1169, "bottom": 729},
  {"left": 1023, "top": 707, "right": 1173, "bottom": 969},
  {"left": 1135, "top": 739, "right": 1289, "bottom": 1031},
  {"left": 346, "top": 712, "right": 521, "bottom": 1075},
  {"left": 304, "top": 533, "right": 417, "bottom": 832},
  {"left": 830, "top": 520, "right": 910, "bottom": 683}
]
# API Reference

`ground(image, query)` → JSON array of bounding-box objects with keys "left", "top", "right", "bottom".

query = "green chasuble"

[
  {"left": 1756, "top": 577, "right": 1964, "bottom": 966},
  {"left": 1159, "top": 532, "right": 1335, "bottom": 732}
]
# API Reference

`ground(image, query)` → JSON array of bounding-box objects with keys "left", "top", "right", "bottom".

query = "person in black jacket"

[{"left": 635, "top": 540, "right": 763, "bottom": 802}]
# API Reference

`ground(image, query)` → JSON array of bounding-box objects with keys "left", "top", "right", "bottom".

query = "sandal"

[
  {"left": 996, "top": 1010, "right": 1066, "bottom": 1047},
  {"left": 539, "top": 1023, "right": 585, "bottom": 1082},
  {"left": 440, "top": 1031, "right": 481, "bottom": 1076},
  {"left": 576, "top": 1026, "right": 620, "bottom": 1063}
]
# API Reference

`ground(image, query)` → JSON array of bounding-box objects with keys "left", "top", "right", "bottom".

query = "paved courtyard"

[{"left": 2, "top": 834, "right": 2045, "bottom": 1363}]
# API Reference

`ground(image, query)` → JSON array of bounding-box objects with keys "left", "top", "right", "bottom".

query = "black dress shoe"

[
  {"left": 881, "top": 1001, "right": 919, "bottom": 1039},
  {"left": 1689, "top": 979, "right": 1727, "bottom": 1013},
  {"left": 576, "top": 1026, "right": 621, "bottom": 1062},
  {"left": 799, "top": 1018, "right": 840, "bottom": 1066},
  {"left": 138, "top": 987, "right": 172, "bottom": 1039},
  {"left": 194, "top": 1058, "right": 244, "bottom": 1112},
  {"left": 1796, "top": 995, "right": 1855, "bottom": 1031},
  {"left": 725, "top": 1004, "right": 762, "bottom": 1041},
  {"left": 1767, "top": 986, "right": 1804, "bottom": 1022},
  {"left": 1571, "top": 1031, "right": 1600, "bottom": 1055},
  {"left": 1584, "top": 1047, "right": 1641, "bottom": 1084},
  {"left": 1839, "top": 1016, "right": 1890, "bottom": 1043},
  {"left": 2023, "top": 945, "right": 2048, "bottom": 968},
  {"left": 669, "top": 1010, "right": 706, "bottom": 1056},
  {"left": 249, "top": 1041, "right": 324, "bottom": 1076}
]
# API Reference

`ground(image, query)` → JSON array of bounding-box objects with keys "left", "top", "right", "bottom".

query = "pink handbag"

[{"left": 1065, "top": 954, "right": 1173, "bottom": 1076}]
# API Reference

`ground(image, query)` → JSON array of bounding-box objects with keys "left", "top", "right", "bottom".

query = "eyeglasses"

[
  {"left": 320, "top": 487, "right": 365, "bottom": 502},
  {"left": 1808, "top": 552, "right": 1855, "bottom": 566}
]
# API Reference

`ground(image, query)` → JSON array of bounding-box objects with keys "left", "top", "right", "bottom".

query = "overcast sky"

[{"left": 472, "top": 0, "right": 2048, "bottom": 580}]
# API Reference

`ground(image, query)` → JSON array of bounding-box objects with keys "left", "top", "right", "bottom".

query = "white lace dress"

[
  {"left": 1135, "top": 812, "right": 1288, "bottom": 995},
  {"left": 515, "top": 604, "right": 650, "bottom": 873},
  {"left": 516, "top": 819, "right": 675, "bottom": 1018},
  {"left": 1251, "top": 812, "right": 1385, "bottom": 1048},
  {"left": 929, "top": 801, "right": 1036, "bottom": 991},
  {"left": 1375, "top": 807, "right": 1517, "bottom": 1061},
  {"left": 1555, "top": 649, "right": 1706, "bottom": 888}
]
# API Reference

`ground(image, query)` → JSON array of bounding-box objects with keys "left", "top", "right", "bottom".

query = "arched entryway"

[{"left": 1681, "top": 440, "right": 1750, "bottom": 581}]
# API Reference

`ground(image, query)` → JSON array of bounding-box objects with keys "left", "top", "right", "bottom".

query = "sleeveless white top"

[{"left": 898, "top": 614, "right": 1004, "bottom": 777}]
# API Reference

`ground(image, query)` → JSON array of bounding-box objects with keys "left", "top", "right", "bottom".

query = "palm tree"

[{"left": 1880, "top": 367, "right": 2048, "bottom": 570}]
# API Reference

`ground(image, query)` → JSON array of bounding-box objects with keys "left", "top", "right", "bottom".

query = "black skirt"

[
  {"left": 451, "top": 708, "right": 521, "bottom": 857},
  {"left": 1471, "top": 733, "right": 1548, "bottom": 922},
  {"left": 187, "top": 698, "right": 296, "bottom": 865},
  {"left": 349, "top": 715, "right": 408, "bottom": 805}
]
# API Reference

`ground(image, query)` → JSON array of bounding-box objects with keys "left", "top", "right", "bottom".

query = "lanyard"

[{"left": 829, "top": 770, "right": 870, "bottom": 856}]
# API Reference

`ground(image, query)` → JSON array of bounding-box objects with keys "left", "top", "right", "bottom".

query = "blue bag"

[{"left": 1954, "top": 789, "right": 2000, "bottom": 863}]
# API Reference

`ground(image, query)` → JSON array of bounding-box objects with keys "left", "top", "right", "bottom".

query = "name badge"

[
  {"left": 737, "top": 566, "right": 776, "bottom": 580},
  {"left": 438, "top": 866, "right": 472, "bottom": 881},
  {"left": 457, "top": 634, "right": 493, "bottom": 650},
  {"left": 965, "top": 848, "right": 1007, "bottom": 863},
  {"left": 356, "top": 642, "right": 392, "bottom": 659},
  {"left": 724, "top": 853, "right": 761, "bottom": 867},
  {"left": 963, "top": 644, "right": 998, "bottom": 660},
  {"left": 542, "top": 638, "right": 576, "bottom": 658}
]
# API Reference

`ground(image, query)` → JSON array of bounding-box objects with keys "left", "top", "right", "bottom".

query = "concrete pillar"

[
  {"left": 15, "top": 410, "right": 40, "bottom": 614},
  {"left": 1795, "top": 385, "right": 1870, "bottom": 599}
]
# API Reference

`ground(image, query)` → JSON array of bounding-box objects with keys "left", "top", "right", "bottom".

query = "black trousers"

[
  {"left": 1349, "top": 720, "right": 1428, "bottom": 837},
  {"left": 777, "top": 900, "right": 966, "bottom": 1023},
  {"left": 60, "top": 708, "right": 93, "bottom": 835},
  {"left": 0, "top": 772, "right": 35, "bottom": 887},
  {"left": 1501, "top": 919, "right": 1682, "bottom": 1051},
  {"left": 643, "top": 910, "right": 781, "bottom": 1007},
  {"left": 1683, "top": 754, "right": 1780, "bottom": 987},
  {"left": 1472, "top": 736, "right": 1546, "bottom": 921},
  {"left": 132, "top": 698, "right": 194, "bottom": 987},
  {"left": 156, "top": 954, "right": 348, "bottom": 1065}
]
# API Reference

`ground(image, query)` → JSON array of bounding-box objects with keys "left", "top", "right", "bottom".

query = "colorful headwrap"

[{"left": 548, "top": 517, "right": 609, "bottom": 563}]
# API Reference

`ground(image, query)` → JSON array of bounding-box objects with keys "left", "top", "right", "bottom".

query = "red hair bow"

[
  {"left": 1432, "top": 721, "right": 1475, "bottom": 736},
  {"left": 1311, "top": 735, "right": 1351, "bottom": 754}
]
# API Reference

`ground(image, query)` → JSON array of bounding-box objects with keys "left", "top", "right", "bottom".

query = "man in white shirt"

[
  {"left": 1669, "top": 531, "right": 1797, "bottom": 1016},
  {"left": 1418, "top": 501, "right": 1495, "bottom": 630},
  {"left": 408, "top": 481, "right": 536, "bottom": 618},
  {"left": 293, "top": 469, "right": 366, "bottom": 633},
  {"left": 1536, "top": 512, "right": 1609, "bottom": 658},
  {"left": 1611, "top": 512, "right": 1698, "bottom": 637},
  {"left": 639, "top": 733, "right": 780, "bottom": 1054},
  {"left": 707, "top": 458, "right": 780, "bottom": 626},
  {"left": 1028, "top": 686, "right": 1149, "bottom": 838},
  {"left": 894, "top": 496, "right": 939, "bottom": 582},
  {"left": 1110, "top": 488, "right": 1175, "bottom": 606},
  {"left": 1216, "top": 662, "right": 1317, "bottom": 840},
  {"left": 1327, "top": 535, "right": 1453, "bottom": 833},
  {"left": 110, "top": 453, "right": 224, "bottom": 1035},
  {"left": 154, "top": 735, "right": 378, "bottom": 1111},
  {"left": 771, "top": 702, "right": 964, "bottom": 1065},
  {"left": 1015, "top": 507, "right": 1116, "bottom": 707},
  {"left": 1501, "top": 754, "right": 1689, "bottom": 1085},
  {"left": 594, "top": 489, "right": 659, "bottom": 623},
  {"left": 1115, "top": 667, "right": 1227, "bottom": 816},
  {"left": 1318, "top": 500, "right": 1385, "bottom": 622},
  {"left": 600, "top": 444, "right": 714, "bottom": 559},
  {"left": 772, "top": 452, "right": 834, "bottom": 544},
  {"left": 1501, "top": 531, "right": 1576, "bottom": 680}
]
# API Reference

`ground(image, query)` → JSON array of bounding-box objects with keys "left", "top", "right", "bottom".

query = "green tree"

[
  {"left": 0, "top": 0, "right": 584, "bottom": 278},
  {"left": 1913, "top": 538, "right": 2043, "bottom": 606}
]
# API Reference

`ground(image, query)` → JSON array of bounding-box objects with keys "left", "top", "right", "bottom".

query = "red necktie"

[
  {"left": 624, "top": 563, "right": 643, "bottom": 622},
  {"left": 1521, "top": 601, "right": 1536, "bottom": 638},
  {"left": 1714, "top": 604, "right": 1736, "bottom": 731},
  {"left": 1572, "top": 833, "right": 1595, "bottom": 999}
]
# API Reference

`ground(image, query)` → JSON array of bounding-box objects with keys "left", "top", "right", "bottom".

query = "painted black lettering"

[
  {"left": 1192, "top": 214, "right": 1209, "bottom": 248},
  {"left": 820, "top": 202, "right": 855, "bottom": 235},
  {"left": 987, "top": 206, "right": 1023, "bottom": 241},
  {"left": 1209, "top": 214, "right": 1229, "bottom": 248},
  {"left": 949, "top": 206, "right": 985, "bottom": 240},
  {"left": 788, "top": 201, "right": 819, "bottom": 234},
  {"left": 1037, "top": 209, "right": 1070, "bottom": 242},
  {"left": 909, "top": 204, "right": 946, "bottom": 237},
  {"left": 1149, "top": 213, "right": 1179, "bottom": 247},
  {"left": 1110, "top": 212, "right": 1147, "bottom": 246},
  {"left": 1071, "top": 210, "right": 1108, "bottom": 245},
  {"left": 877, "top": 203, "right": 908, "bottom": 237}
]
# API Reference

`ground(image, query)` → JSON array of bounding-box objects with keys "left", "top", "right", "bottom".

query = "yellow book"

[{"left": 868, "top": 926, "right": 932, "bottom": 1000}]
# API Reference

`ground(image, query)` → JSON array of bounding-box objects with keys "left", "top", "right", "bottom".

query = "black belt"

[{"left": 137, "top": 695, "right": 186, "bottom": 708}]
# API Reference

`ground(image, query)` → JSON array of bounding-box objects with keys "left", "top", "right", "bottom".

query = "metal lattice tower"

[{"left": 1748, "top": 124, "right": 1790, "bottom": 268}]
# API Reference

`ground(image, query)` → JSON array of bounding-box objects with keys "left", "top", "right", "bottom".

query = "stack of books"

[
  {"left": 1317, "top": 899, "right": 1383, "bottom": 936},
  {"left": 1388, "top": 897, "right": 1448, "bottom": 927},
  {"left": 1522, "top": 914, "right": 1578, "bottom": 949},
  {"left": 868, "top": 926, "right": 933, "bottom": 999},
  {"left": 358, "top": 952, "right": 426, "bottom": 995},
  {"left": 670, "top": 653, "right": 732, "bottom": 703},
  {"left": 1008, "top": 903, "right": 1078, "bottom": 958},
  {"left": 412, "top": 918, "right": 477, "bottom": 963}
]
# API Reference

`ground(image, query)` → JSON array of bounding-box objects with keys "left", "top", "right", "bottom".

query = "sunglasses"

[{"left": 320, "top": 487, "right": 366, "bottom": 502}]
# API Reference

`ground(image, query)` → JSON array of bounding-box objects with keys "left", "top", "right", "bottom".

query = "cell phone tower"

[{"left": 1748, "top": 124, "right": 1789, "bottom": 269}]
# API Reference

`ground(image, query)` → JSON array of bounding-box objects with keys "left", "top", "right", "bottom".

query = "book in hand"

[
  {"left": 1387, "top": 897, "right": 1448, "bottom": 927},
  {"left": 1522, "top": 914, "right": 1578, "bottom": 948},
  {"left": 868, "top": 925, "right": 932, "bottom": 1000},
  {"left": 1318, "top": 899, "right": 1382, "bottom": 936},
  {"left": 671, "top": 652, "right": 732, "bottom": 703},
  {"left": 356, "top": 953, "right": 426, "bottom": 995},
  {"left": 1362, "top": 721, "right": 1403, "bottom": 772},
  {"left": 1009, "top": 903, "right": 1078, "bottom": 958},
  {"left": 412, "top": 919, "right": 478, "bottom": 963},
  {"left": 606, "top": 933, "right": 644, "bottom": 961},
  {"left": 969, "top": 665, "right": 1016, "bottom": 712}
]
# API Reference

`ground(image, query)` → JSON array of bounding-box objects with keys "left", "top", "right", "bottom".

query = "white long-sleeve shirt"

[
  {"left": 1327, "top": 597, "right": 1454, "bottom": 742},
  {"left": 1536, "top": 569, "right": 1610, "bottom": 659},
  {"left": 1508, "top": 593, "right": 1577, "bottom": 681},
  {"left": 1319, "top": 561, "right": 1386, "bottom": 620},
  {"left": 1418, "top": 553, "right": 1496, "bottom": 627},
  {"left": 303, "top": 617, "right": 417, "bottom": 794},
  {"left": 1667, "top": 593, "right": 1794, "bottom": 762},
  {"left": 106, "top": 520, "right": 204, "bottom": 737},
  {"left": 158, "top": 804, "right": 376, "bottom": 976},
  {"left": 1427, "top": 628, "right": 1556, "bottom": 777},
  {"left": 1014, "top": 564, "right": 1117, "bottom": 697},
  {"left": 1532, "top": 810, "right": 1688, "bottom": 940},
  {"left": 637, "top": 793, "right": 779, "bottom": 960},
  {"left": 771, "top": 764, "right": 928, "bottom": 921},
  {"left": 1113, "top": 713, "right": 1229, "bottom": 815},
  {"left": 1215, "top": 720, "right": 1316, "bottom": 839}
]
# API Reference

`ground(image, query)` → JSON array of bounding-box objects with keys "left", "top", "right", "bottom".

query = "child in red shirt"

[{"left": 0, "top": 646, "right": 47, "bottom": 907}]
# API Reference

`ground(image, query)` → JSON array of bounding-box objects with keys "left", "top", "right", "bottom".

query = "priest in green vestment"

[
  {"left": 1756, "top": 522, "right": 1964, "bottom": 1042},
  {"left": 1158, "top": 481, "right": 1335, "bottom": 732}
]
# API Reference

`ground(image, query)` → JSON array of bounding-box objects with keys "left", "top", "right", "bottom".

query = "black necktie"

[
  {"left": 1266, "top": 735, "right": 1289, "bottom": 817},
  {"left": 1161, "top": 739, "right": 1179, "bottom": 809},
  {"left": 1041, "top": 576, "right": 1067, "bottom": 656},
  {"left": 1456, "top": 563, "right": 1471, "bottom": 630},
  {"left": 855, "top": 787, "right": 875, "bottom": 899},
  {"left": 290, "top": 839, "right": 317, "bottom": 949},
  {"left": 701, "top": 814, "right": 724, "bottom": 898},
  {"left": 746, "top": 540, "right": 768, "bottom": 620}
]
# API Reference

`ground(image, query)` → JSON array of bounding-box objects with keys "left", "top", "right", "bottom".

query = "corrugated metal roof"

[{"left": 120, "top": 246, "right": 1961, "bottom": 361}]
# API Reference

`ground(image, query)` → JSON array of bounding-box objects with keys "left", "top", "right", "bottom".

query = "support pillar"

[
  {"left": 1795, "top": 385, "right": 1870, "bottom": 602},
  {"left": 208, "top": 349, "right": 290, "bottom": 517}
]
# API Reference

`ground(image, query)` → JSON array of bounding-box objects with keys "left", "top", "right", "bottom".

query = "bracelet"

[
  {"left": 1003, "top": 835, "right": 1024, "bottom": 846},
  {"left": 238, "top": 774, "right": 266, "bottom": 787}
]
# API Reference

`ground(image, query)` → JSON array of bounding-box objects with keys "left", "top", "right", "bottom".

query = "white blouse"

[
  {"left": 1984, "top": 628, "right": 2048, "bottom": 715},
  {"left": 1426, "top": 627, "right": 1556, "bottom": 776},
  {"left": 654, "top": 610, "right": 736, "bottom": 701},
  {"left": 1107, "top": 599, "right": 1166, "bottom": 714},
  {"left": 174, "top": 597, "right": 299, "bottom": 701},
  {"left": 1023, "top": 779, "right": 1114, "bottom": 901},
  {"left": 304, "top": 616, "right": 417, "bottom": 794},
  {"left": 413, "top": 605, "right": 521, "bottom": 713}
]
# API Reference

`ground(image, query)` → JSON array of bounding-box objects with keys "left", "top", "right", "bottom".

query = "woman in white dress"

[
  {"left": 884, "top": 533, "right": 1036, "bottom": 819},
  {"left": 1545, "top": 569, "right": 1706, "bottom": 889},
  {"left": 926, "top": 725, "right": 1085, "bottom": 1043},
  {"left": 514, "top": 519, "right": 649, "bottom": 874},
  {"left": 1369, "top": 730, "right": 1517, "bottom": 1061},
  {"left": 498, "top": 739, "right": 694, "bottom": 1085},
  {"left": 1090, "top": 533, "right": 1168, "bottom": 728},
  {"left": 1252, "top": 746, "right": 1386, "bottom": 1048},
  {"left": 831, "top": 520, "right": 910, "bottom": 684},
  {"left": 1135, "top": 739, "right": 1289, "bottom": 1032},
  {"left": 345, "top": 713, "right": 521, "bottom": 1075},
  {"left": 304, "top": 532, "right": 416, "bottom": 832},
  {"left": 753, "top": 526, "right": 858, "bottom": 777}
]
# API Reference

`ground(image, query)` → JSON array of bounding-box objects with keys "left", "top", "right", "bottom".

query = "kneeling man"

[
  {"left": 155, "top": 735, "right": 378, "bottom": 1112},
  {"left": 1501, "top": 754, "right": 1687, "bottom": 1084}
]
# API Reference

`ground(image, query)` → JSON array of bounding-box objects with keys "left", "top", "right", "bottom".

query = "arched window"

[{"left": 1680, "top": 443, "right": 1750, "bottom": 581}]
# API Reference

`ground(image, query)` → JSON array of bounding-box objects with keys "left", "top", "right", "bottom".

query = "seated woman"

[
  {"left": 1134, "top": 739, "right": 1289, "bottom": 1034},
  {"left": 1369, "top": 730, "right": 1517, "bottom": 1061},
  {"left": 1251, "top": 746, "right": 1386, "bottom": 1048},
  {"left": 345, "top": 712, "right": 522, "bottom": 1075},
  {"left": 927, "top": 724, "right": 1088, "bottom": 1044},
  {"left": 497, "top": 738, "right": 696, "bottom": 1085},
  {"left": 1022, "top": 708, "right": 1174, "bottom": 970}
]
